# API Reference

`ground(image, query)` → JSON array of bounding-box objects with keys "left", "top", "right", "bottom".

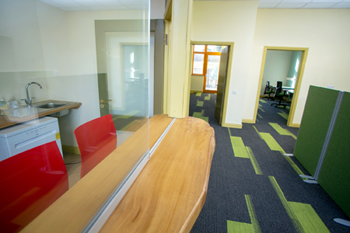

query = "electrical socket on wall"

[{"left": 232, "top": 90, "right": 237, "bottom": 94}]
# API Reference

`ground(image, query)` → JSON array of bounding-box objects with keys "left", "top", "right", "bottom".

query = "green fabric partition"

[
  {"left": 317, "top": 91, "right": 350, "bottom": 217},
  {"left": 293, "top": 86, "right": 339, "bottom": 176}
]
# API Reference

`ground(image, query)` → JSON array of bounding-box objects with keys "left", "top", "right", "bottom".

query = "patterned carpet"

[{"left": 189, "top": 92, "right": 349, "bottom": 233}]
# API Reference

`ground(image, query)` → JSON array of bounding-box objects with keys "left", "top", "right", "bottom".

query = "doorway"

[
  {"left": 191, "top": 45, "right": 223, "bottom": 93},
  {"left": 188, "top": 42, "right": 234, "bottom": 126},
  {"left": 255, "top": 47, "right": 309, "bottom": 127}
]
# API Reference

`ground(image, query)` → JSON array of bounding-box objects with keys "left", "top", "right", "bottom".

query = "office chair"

[
  {"left": 0, "top": 141, "right": 68, "bottom": 232},
  {"left": 271, "top": 81, "right": 289, "bottom": 108},
  {"left": 262, "top": 81, "right": 275, "bottom": 100},
  {"left": 74, "top": 114, "right": 117, "bottom": 178}
]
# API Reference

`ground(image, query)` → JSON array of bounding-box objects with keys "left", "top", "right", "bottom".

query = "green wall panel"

[
  {"left": 318, "top": 91, "right": 350, "bottom": 217},
  {"left": 293, "top": 86, "right": 339, "bottom": 176}
]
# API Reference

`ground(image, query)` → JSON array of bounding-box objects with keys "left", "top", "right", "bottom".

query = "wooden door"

[
  {"left": 215, "top": 46, "right": 229, "bottom": 125},
  {"left": 98, "top": 73, "right": 110, "bottom": 117}
]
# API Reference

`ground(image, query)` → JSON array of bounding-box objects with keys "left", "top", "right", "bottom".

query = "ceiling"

[
  {"left": 39, "top": 0, "right": 149, "bottom": 11},
  {"left": 257, "top": 0, "right": 350, "bottom": 9},
  {"left": 40, "top": 0, "right": 350, "bottom": 11}
]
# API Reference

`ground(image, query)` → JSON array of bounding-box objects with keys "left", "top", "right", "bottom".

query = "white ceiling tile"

[
  {"left": 86, "top": 5, "right": 110, "bottom": 10},
  {"left": 303, "top": 3, "right": 337, "bottom": 8},
  {"left": 73, "top": 0, "right": 102, "bottom": 6},
  {"left": 258, "top": 3, "right": 279, "bottom": 8},
  {"left": 107, "top": 5, "right": 129, "bottom": 10},
  {"left": 51, "top": 0, "right": 81, "bottom": 7},
  {"left": 127, "top": 4, "right": 147, "bottom": 9},
  {"left": 95, "top": 0, "right": 125, "bottom": 5},
  {"left": 67, "top": 6, "right": 92, "bottom": 10},
  {"left": 281, "top": 0, "right": 310, "bottom": 3},
  {"left": 310, "top": 0, "right": 340, "bottom": 3},
  {"left": 40, "top": 0, "right": 65, "bottom": 8},
  {"left": 276, "top": 3, "right": 308, "bottom": 8},
  {"left": 258, "top": 0, "right": 281, "bottom": 2},
  {"left": 51, "top": 0, "right": 73, "bottom": 3},
  {"left": 331, "top": 3, "right": 350, "bottom": 8},
  {"left": 119, "top": 0, "right": 144, "bottom": 4}
]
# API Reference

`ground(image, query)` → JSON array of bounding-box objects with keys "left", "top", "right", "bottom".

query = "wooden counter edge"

[
  {"left": 181, "top": 121, "right": 216, "bottom": 233},
  {"left": 100, "top": 116, "right": 216, "bottom": 233}
]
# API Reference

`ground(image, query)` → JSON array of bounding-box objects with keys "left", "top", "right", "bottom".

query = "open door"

[
  {"left": 98, "top": 73, "right": 110, "bottom": 117},
  {"left": 215, "top": 46, "right": 229, "bottom": 125}
]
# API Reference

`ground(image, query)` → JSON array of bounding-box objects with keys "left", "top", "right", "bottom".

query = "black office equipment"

[
  {"left": 271, "top": 81, "right": 288, "bottom": 108},
  {"left": 262, "top": 81, "right": 275, "bottom": 100}
]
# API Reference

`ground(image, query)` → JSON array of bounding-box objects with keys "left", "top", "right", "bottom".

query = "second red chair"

[{"left": 74, "top": 114, "right": 117, "bottom": 178}]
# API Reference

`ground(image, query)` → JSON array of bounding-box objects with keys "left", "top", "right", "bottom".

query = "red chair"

[
  {"left": 0, "top": 141, "right": 68, "bottom": 233},
  {"left": 74, "top": 114, "right": 117, "bottom": 178}
]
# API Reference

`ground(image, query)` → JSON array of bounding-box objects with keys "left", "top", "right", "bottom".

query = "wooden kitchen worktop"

[
  {"left": 22, "top": 114, "right": 215, "bottom": 233},
  {"left": 101, "top": 116, "right": 215, "bottom": 233},
  {"left": 0, "top": 100, "right": 81, "bottom": 129}
]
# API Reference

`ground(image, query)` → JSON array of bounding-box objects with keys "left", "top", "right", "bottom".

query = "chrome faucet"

[{"left": 22, "top": 82, "right": 42, "bottom": 106}]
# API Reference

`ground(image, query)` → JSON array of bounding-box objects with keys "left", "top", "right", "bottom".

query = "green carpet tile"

[{"left": 189, "top": 93, "right": 350, "bottom": 233}]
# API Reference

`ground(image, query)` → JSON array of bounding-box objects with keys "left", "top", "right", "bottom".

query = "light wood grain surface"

[
  {"left": 0, "top": 100, "right": 81, "bottom": 129},
  {"left": 100, "top": 116, "right": 215, "bottom": 233},
  {"left": 22, "top": 114, "right": 172, "bottom": 233}
]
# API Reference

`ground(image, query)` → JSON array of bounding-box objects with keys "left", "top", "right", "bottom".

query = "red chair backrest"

[
  {"left": 74, "top": 114, "right": 117, "bottom": 178},
  {"left": 0, "top": 141, "right": 68, "bottom": 233}
]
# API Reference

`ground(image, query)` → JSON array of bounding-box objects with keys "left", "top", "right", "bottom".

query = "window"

[
  {"left": 193, "top": 53, "right": 205, "bottom": 74},
  {"left": 192, "top": 45, "right": 225, "bottom": 76},
  {"left": 191, "top": 45, "right": 227, "bottom": 93}
]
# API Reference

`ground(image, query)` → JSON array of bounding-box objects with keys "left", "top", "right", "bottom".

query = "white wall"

[
  {"left": 260, "top": 50, "right": 292, "bottom": 96},
  {"left": 0, "top": 0, "right": 45, "bottom": 72},
  {"left": 244, "top": 9, "right": 350, "bottom": 125},
  {"left": 50, "top": 9, "right": 147, "bottom": 146},
  {"left": 47, "top": 74, "right": 100, "bottom": 146},
  {"left": 66, "top": 10, "right": 146, "bottom": 76},
  {"left": 36, "top": 1, "right": 71, "bottom": 76},
  {"left": 191, "top": 1, "right": 259, "bottom": 126},
  {"left": 1, "top": 0, "right": 149, "bottom": 147}
]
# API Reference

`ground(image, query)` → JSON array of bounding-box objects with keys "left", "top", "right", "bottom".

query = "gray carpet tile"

[{"left": 189, "top": 93, "right": 350, "bottom": 233}]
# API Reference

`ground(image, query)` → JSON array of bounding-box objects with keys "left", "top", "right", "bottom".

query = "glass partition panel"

[{"left": 0, "top": 0, "right": 149, "bottom": 232}]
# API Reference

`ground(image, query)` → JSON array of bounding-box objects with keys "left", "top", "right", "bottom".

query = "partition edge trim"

[
  {"left": 83, "top": 118, "right": 177, "bottom": 233},
  {"left": 314, "top": 91, "right": 344, "bottom": 181}
]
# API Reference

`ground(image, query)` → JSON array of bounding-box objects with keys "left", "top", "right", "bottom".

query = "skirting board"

[
  {"left": 242, "top": 118, "right": 255, "bottom": 124},
  {"left": 222, "top": 122, "right": 242, "bottom": 129},
  {"left": 288, "top": 123, "right": 300, "bottom": 128},
  {"left": 62, "top": 145, "right": 80, "bottom": 155}
]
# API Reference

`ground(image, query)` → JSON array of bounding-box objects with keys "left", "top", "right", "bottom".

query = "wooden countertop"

[
  {"left": 0, "top": 100, "right": 81, "bottom": 129},
  {"left": 22, "top": 114, "right": 215, "bottom": 233},
  {"left": 101, "top": 116, "right": 215, "bottom": 233}
]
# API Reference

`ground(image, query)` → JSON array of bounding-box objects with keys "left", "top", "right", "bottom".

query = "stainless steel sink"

[
  {"left": 33, "top": 101, "right": 70, "bottom": 117},
  {"left": 35, "top": 103, "right": 66, "bottom": 109}
]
